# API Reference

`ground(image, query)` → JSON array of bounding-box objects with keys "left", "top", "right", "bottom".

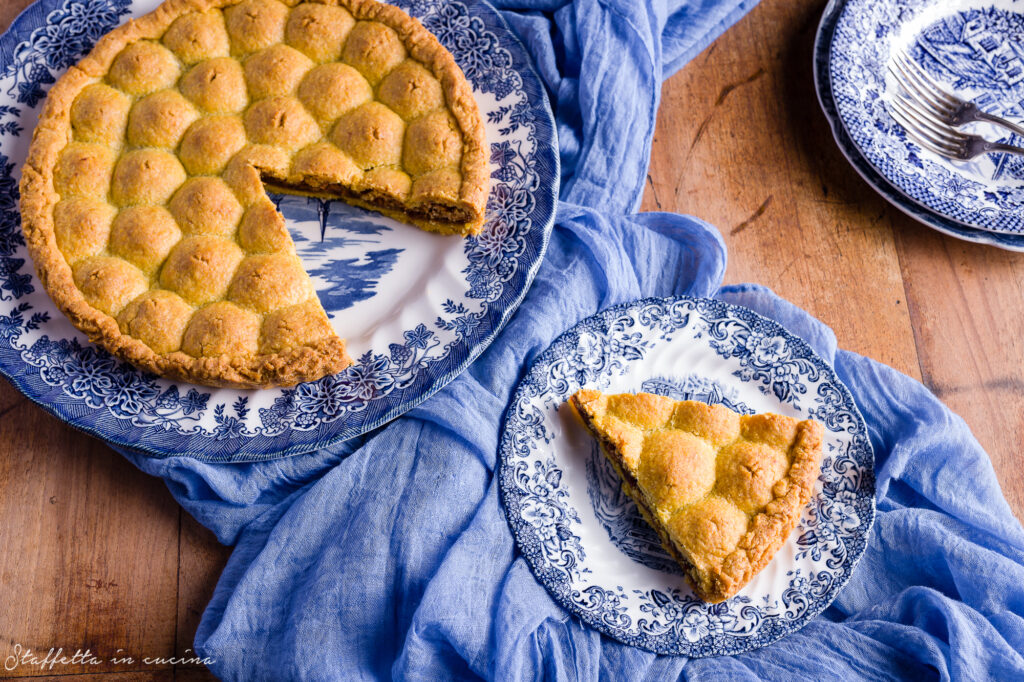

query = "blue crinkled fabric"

[{"left": 120, "top": 0, "right": 1024, "bottom": 679}]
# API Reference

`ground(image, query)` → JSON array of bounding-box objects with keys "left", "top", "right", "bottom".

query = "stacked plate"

[{"left": 816, "top": 0, "right": 1024, "bottom": 249}]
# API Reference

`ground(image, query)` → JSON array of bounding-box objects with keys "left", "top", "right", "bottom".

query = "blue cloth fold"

[{"left": 119, "top": 0, "right": 1024, "bottom": 679}]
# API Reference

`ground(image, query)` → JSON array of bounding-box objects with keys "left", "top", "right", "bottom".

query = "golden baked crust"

[
  {"left": 569, "top": 389, "right": 823, "bottom": 603},
  {"left": 20, "top": 0, "right": 489, "bottom": 388}
]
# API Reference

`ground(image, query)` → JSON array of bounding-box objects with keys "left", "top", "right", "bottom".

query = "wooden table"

[{"left": 2, "top": 0, "right": 1022, "bottom": 679}]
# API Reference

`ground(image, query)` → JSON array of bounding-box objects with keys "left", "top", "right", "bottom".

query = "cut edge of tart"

[
  {"left": 19, "top": 0, "right": 489, "bottom": 388},
  {"left": 569, "top": 389, "right": 823, "bottom": 603}
]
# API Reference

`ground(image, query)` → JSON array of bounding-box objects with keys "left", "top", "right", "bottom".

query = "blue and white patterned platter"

[
  {"left": 0, "top": 0, "right": 557, "bottom": 460},
  {"left": 818, "top": 0, "right": 1024, "bottom": 246},
  {"left": 498, "top": 297, "right": 876, "bottom": 656}
]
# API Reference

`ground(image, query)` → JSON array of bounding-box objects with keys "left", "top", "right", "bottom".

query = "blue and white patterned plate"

[
  {"left": 815, "top": 1, "right": 1024, "bottom": 251},
  {"left": 0, "top": 0, "right": 557, "bottom": 460},
  {"left": 818, "top": 0, "right": 1024, "bottom": 246},
  {"left": 498, "top": 297, "right": 876, "bottom": 656}
]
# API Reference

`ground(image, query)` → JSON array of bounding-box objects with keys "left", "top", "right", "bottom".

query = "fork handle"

[
  {"left": 974, "top": 110, "right": 1024, "bottom": 139},
  {"left": 980, "top": 139, "right": 1024, "bottom": 157}
]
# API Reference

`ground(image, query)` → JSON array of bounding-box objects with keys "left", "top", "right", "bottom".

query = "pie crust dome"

[
  {"left": 20, "top": 0, "right": 489, "bottom": 388},
  {"left": 569, "top": 389, "right": 824, "bottom": 604}
]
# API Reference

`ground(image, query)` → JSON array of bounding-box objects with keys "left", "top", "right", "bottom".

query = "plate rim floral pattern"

[
  {"left": 816, "top": 0, "right": 1024, "bottom": 249},
  {"left": 0, "top": 0, "right": 559, "bottom": 461},
  {"left": 497, "top": 296, "right": 877, "bottom": 656}
]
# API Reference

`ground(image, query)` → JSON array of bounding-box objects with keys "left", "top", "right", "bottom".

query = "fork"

[
  {"left": 888, "top": 93, "right": 1024, "bottom": 160},
  {"left": 888, "top": 48, "right": 1024, "bottom": 138}
]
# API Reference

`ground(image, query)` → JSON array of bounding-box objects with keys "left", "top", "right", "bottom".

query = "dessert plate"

[
  {"left": 498, "top": 297, "right": 876, "bottom": 656},
  {"left": 0, "top": 0, "right": 557, "bottom": 460},
  {"left": 817, "top": 0, "right": 1024, "bottom": 246}
]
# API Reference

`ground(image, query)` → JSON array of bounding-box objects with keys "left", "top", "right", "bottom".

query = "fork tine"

[
  {"left": 891, "top": 107, "right": 961, "bottom": 153},
  {"left": 895, "top": 50, "right": 960, "bottom": 112},
  {"left": 888, "top": 101, "right": 961, "bottom": 157},
  {"left": 890, "top": 51, "right": 955, "bottom": 115},
  {"left": 891, "top": 112, "right": 959, "bottom": 158},
  {"left": 890, "top": 96, "right": 960, "bottom": 143},
  {"left": 891, "top": 95, "right": 964, "bottom": 144},
  {"left": 896, "top": 49, "right": 959, "bottom": 108},
  {"left": 906, "top": 131, "right": 957, "bottom": 159},
  {"left": 888, "top": 57, "right": 943, "bottom": 113}
]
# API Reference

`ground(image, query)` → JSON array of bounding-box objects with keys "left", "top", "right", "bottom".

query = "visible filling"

[
  {"left": 574, "top": 403, "right": 705, "bottom": 588},
  {"left": 262, "top": 176, "right": 475, "bottom": 225},
  {"left": 408, "top": 201, "right": 474, "bottom": 224}
]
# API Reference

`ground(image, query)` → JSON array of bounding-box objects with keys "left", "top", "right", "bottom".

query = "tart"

[
  {"left": 569, "top": 389, "right": 823, "bottom": 603},
  {"left": 19, "top": 0, "right": 488, "bottom": 388}
]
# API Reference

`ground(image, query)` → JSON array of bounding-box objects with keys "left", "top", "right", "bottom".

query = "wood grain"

[
  {"left": 1, "top": 0, "right": 1023, "bottom": 680},
  {"left": 0, "top": 383, "right": 179, "bottom": 677},
  {"left": 0, "top": 382, "right": 226, "bottom": 681},
  {"left": 894, "top": 224, "right": 1024, "bottom": 515},
  {"left": 0, "top": 2, "right": 227, "bottom": 676},
  {"left": 643, "top": 0, "right": 921, "bottom": 380},
  {"left": 642, "top": 0, "right": 1024, "bottom": 522},
  {"left": 175, "top": 515, "right": 232, "bottom": 666}
]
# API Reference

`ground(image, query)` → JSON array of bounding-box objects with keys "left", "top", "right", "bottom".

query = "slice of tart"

[
  {"left": 569, "top": 389, "right": 823, "bottom": 603},
  {"left": 20, "top": 0, "right": 488, "bottom": 388}
]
